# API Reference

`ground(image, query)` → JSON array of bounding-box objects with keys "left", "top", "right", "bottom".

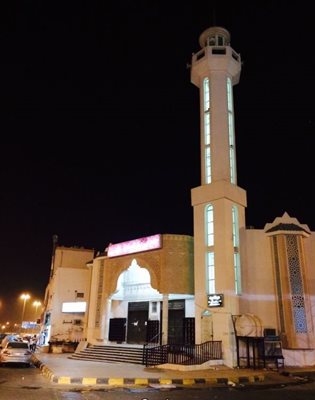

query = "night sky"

[{"left": 1, "top": 1, "right": 315, "bottom": 322}]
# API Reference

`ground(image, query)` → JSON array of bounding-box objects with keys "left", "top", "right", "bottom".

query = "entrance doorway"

[
  {"left": 127, "top": 302, "right": 149, "bottom": 344},
  {"left": 168, "top": 300, "right": 185, "bottom": 344},
  {"left": 108, "top": 318, "right": 126, "bottom": 342}
]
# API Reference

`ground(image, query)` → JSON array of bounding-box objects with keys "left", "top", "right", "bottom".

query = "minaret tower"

[{"left": 191, "top": 26, "right": 247, "bottom": 367}]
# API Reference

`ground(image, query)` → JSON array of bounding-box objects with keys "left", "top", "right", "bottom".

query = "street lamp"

[
  {"left": 33, "top": 301, "right": 41, "bottom": 318},
  {"left": 33, "top": 300, "right": 41, "bottom": 327},
  {"left": 20, "top": 293, "right": 31, "bottom": 333},
  {"left": 32, "top": 300, "right": 42, "bottom": 334}
]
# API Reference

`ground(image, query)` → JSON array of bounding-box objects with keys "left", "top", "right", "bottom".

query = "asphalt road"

[{"left": 1, "top": 363, "right": 315, "bottom": 399}]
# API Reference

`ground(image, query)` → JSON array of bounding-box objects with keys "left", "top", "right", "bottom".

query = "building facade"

[
  {"left": 41, "top": 245, "right": 94, "bottom": 346},
  {"left": 42, "top": 25, "right": 315, "bottom": 367}
]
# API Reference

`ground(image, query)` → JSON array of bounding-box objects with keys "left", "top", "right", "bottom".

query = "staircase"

[{"left": 69, "top": 344, "right": 144, "bottom": 365}]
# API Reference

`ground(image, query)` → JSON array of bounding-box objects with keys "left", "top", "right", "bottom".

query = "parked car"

[
  {"left": 0, "top": 341, "right": 32, "bottom": 366},
  {"left": 0, "top": 333, "right": 7, "bottom": 346},
  {"left": 0, "top": 333, "right": 15, "bottom": 346},
  {"left": 0, "top": 334, "right": 22, "bottom": 350}
]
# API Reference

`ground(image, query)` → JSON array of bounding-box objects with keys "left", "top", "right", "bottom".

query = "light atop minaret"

[{"left": 198, "top": 26, "right": 230, "bottom": 48}]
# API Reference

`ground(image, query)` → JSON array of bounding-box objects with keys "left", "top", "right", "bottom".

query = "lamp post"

[
  {"left": 33, "top": 301, "right": 41, "bottom": 332},
  {"left": 33, "top": 301, "right": 41, "bottom": 319},
  {"left": 20, "top": 293, "right": 30, "bottom": 333}
]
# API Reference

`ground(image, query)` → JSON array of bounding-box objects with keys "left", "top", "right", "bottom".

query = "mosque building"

[{"left": 41, "top": 25, "right": 315, "bottom": 368}]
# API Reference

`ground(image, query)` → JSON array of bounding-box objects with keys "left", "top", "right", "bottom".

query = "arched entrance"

[
  {"left": 87, "top": 234, "right": 195, "bottom": 346},
  {"left": 109, "top": 259, "right": 163, "bottom": 344}
]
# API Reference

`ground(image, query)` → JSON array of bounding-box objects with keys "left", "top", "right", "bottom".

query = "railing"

[
  {"left": 142, "top": 331, "right": 162, "bottom": 365},
  {"left": 143, "top": 340, "right": 222, "bottom": 367},
  {"left": 147, "top": 331, "right": 162, "bottom": 345},
  {"left": 192, "top": 46, "right": 241, "bottom": 64}
]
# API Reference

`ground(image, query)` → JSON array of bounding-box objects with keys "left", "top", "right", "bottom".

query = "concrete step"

[{"left": 69, "top": 344, "right": 144, "bottom": 365}]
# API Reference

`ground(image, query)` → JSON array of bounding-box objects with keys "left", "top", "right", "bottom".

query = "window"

[
  {"left": 151, "top": 302, "right": 157, "bottom": 314},
  {"left": 218, "top": 36, "right": 224, "bottom": 46},
  {"left": 286, "top": 235, "right": 307, "bottom": 333},
  {"left": 196, "top": 50, "right": 205, "bottom": 61},
  {"left": 227, "top": 77, "right": 236, "bottom": 184},
  {"left": 207, "top": 34, "right": 227, "bottom": 47},
  {"left": 203, "top": 77, "right": 211, "bottom": 184},
  {"left": 212, "top": 48, "right": 226, "bottom": 55},
  {"left": 203, "top": 77, "right": 210, "bottom": 111},
  {"left": 232, "top": 205, "right": 242, "bottom": 294},
  {"left": 207, "top": 252, "right": 215, "bottom": 294},
  {"left": 206, "top": 204, "right": 214, "bottom": 246},
  {"left": 206, "top": 204, "right": 215, "bottom": 293},
  {"left": 7, "top": 342, "right": 29, "bottom": 349}
]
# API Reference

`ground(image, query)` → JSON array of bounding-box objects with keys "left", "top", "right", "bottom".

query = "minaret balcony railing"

[{"left": 192, "top": 46, "right": 241, "bottom": 65}]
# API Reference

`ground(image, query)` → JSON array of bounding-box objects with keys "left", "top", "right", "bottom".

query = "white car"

[
  {"left": 0, "top": 334, "right": 20, "bottom": 350},
  {"left": 0, "top": 341, "right": 32, "bottom": 366}
]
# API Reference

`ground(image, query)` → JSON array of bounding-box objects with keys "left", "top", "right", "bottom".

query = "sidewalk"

[{"left": 31, "top": 351, "right": 315, "bottom": 388}]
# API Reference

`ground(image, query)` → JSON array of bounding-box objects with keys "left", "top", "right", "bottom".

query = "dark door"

[
  {"left": 146, "top": 320, "right": 160, "bottom": 343},
  {"left": 183, "top": 317, "right": 195, "bottom": 344},
  {"left": 108, "top": 318, "right": 126, "bottom": 342},
  {"left": 127, "top": 302, "right": 149, "bottom": 344},
  {"left": 167, "top": 300, "right": 185, "bottom": 344}
]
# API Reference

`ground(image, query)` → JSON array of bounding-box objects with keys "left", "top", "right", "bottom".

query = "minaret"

[{"left": 190, "top": 26, "right": 247, "bottom": 367}]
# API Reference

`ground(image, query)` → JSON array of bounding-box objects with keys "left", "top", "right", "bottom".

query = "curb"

[
  {"left": 31, "top": 356, "right": 264, "bottom": 387},
  {"left": 51, "top": 375, "right": 264, "bottom": 386}
]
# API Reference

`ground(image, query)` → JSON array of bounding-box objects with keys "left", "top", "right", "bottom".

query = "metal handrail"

[
  {"left": 143, "top": 340, "right": 222, "bottom": 367},
  {"left": 145, "top": 331, "right": 162, "bottom": 346}
]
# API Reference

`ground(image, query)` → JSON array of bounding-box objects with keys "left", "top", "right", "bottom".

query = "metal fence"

[{"left": 143, "top": 340, "right": 222, "bottom": 367}]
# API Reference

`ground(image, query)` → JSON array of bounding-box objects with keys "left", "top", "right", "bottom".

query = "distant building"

[
  {"left": 41, "top": 25, "right": 315, "bottom": 367},
  {"left": 41, "top": 245, "right": 94, "bottom": 345}
]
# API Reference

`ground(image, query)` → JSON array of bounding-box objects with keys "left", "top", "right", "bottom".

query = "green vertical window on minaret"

[
  {"left": 203, "top": 77, "right": 211, "bottom": 184},
  {"left": 206, "top": 204, "right": 215, "bottom": 293},
  {"left": 206, "top": 204, "right": 214, "bottom": 246},
  {"left": 207, "top": 251, "right": 215, "bottom": 294},
  {"left": 227, "top": 77, "right": 236, "bottom": 184},
  {"left": 232, "top": 205, "right": 242, "bottom": 294}
]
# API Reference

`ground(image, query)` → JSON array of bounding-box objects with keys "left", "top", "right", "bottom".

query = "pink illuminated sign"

[{"left": 108, "top": 234, "right": 162, "bottom": 257}]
